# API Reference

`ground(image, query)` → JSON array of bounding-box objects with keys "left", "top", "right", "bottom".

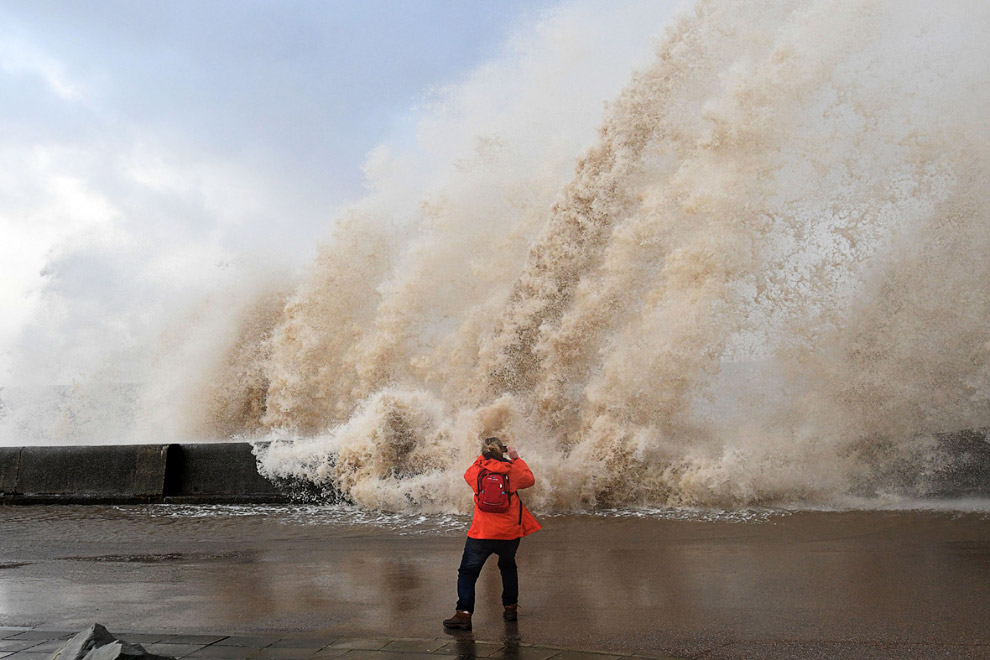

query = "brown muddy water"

[{"left": 0, "top": 505, "right": 988, "bottom": 659}]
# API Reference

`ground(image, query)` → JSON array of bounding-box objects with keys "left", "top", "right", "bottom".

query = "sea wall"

[{"left": 0, "top": 443, "right": 286, "bottom": 504}]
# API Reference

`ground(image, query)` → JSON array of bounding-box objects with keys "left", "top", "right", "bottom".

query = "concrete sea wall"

[
  {"left": 1, "top": 433, "right": 986, "bottom": 505},
  {"left": 0, "top": 443, "right": 287, "bottom": 504}
]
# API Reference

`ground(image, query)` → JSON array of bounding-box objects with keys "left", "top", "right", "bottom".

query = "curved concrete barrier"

[
  {"left": 2, "top": 432, "right": 985, "bottom": 504},
  {"left": 0, "top": 442, "right": 286, "bottom": 504},
  {"left": 4, "top": 444, "right": 167, "bottom": 504},
  {"left": 163, "top": 443, "right": 286, "bottom": 503},
  {"left": 0, "top": 446, "right": 21, "bottom": 494}
]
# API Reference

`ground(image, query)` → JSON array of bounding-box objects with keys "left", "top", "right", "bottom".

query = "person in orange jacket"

[{"left": 443, "top": 437, "right": 541, "bottom": 630}]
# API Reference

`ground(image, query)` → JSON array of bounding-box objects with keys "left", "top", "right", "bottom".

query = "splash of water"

[
  {"left": 253, "top": 0, "right": 990, "bottom": 512},
  {"left": 249, "top": 0, "right": 990, "bottom": 512},
  {"left": 15, "top": 0, "right": 990, "bottom": 512}
]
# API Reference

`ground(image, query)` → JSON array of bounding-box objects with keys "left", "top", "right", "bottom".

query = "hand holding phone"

[{"left": 507, "top": 445, "right": 519, "bottom": 460}]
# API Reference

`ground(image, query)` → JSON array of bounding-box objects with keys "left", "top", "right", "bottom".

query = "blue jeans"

[{"left": 455, "top": 537, "right": 521, "bottom": 613}]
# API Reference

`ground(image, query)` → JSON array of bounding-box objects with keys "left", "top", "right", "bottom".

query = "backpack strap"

[{"left": 503, "top": 472, "right": 521, "bottom": 523}]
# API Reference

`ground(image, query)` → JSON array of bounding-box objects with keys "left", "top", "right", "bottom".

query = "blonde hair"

[{"left": 481, "top": 437, "right": 505, "bottom": 460}]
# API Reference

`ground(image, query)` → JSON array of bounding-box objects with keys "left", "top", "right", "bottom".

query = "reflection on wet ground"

[
  {"left": 0, "top": 505, "right": 988, "bottom": 659},
  {"left": 0, "top": 626, "right": 674, "bottom": 660}
]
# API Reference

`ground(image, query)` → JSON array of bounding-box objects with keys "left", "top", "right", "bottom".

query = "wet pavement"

[
  {"left": 0, "top": 627, "right": 675, "bottom": 660},
  {"left": 1, "top": 505, "right": 988, "bottom": 659}
]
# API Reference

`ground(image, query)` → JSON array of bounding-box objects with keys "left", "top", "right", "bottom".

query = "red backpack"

[{"left": 476, "top": 469, "right": 512, "bottom": 513}]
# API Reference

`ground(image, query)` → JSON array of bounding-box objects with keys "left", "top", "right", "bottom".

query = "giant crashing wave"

[{"left": 147, "top": 0, "right": 990, "bottom": 513}]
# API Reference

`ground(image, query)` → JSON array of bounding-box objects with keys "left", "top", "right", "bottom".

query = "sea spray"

[
  {"left": 10, "top": 0, "right": 988, "bottom": 512},
  {"left": 245, "top": 0, "right": 990, "bottom": 511},
  {"left": 250, "top": 0, "right": 990, "bottom": 512}
]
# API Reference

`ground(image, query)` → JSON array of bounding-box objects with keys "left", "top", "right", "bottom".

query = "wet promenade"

[
  {"left": 1, "top": 505, "right": 988, "bottom": 659},
  {"left": 0, "top": 627, "right": 677, "bottom": 660}
]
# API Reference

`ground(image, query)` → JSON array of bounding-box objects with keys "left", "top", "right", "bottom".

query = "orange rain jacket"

[{"left": 464, "top": 455, "right": 542, "bottom": 540}]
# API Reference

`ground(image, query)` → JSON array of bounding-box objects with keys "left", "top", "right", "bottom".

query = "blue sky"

[
  {"left": 0, "top": 0, "right": 557, "bottom": 378},
  {"left": 2, "top": 1, "right": 553, "bottom": 232},
  {"left": 0, "top": 0, "right": 678, "bottom": 387},
  {"left": 3, "top": 1, "right": 556, "bottom": 180}
]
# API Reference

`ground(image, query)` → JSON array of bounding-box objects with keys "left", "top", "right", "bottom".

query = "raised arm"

[{"left": 508, "top": 457, "right": 535, "bottom": 490}]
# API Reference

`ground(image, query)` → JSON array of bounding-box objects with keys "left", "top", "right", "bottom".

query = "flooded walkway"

[{"left": 1, "top": 505, "right": 988, "bottom": 659}]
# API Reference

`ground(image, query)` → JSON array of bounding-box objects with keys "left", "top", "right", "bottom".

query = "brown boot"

[
  {"left": 503, "top": 604, "right": 518, "bottom": 621},
  {"left": 443, "top": 610, "right": 472, "bottom": 630}
]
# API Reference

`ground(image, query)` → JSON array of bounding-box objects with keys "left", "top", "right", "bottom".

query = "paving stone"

[
  {"left": 549, "top": 652, "right": 621, "bottom": 660},
  {"left": 18, "top": 640, "right": 62, "bottom": 653},
  {"left": 117, "top": 633, "right": 171, "bottom": 644},
  {"left": 330, "top": 652, "right": 397, "bottom": 660},
  {"left": 0, "top": 630, "right": 32, "bottom": 640},
  {"left": 268, "top": 638, "right": 332, "bottom": 649},
  {"left": 160, "top": 634, "right": 229, "bottom": 645},
  {"left": 487, "top": 647, "right": 559, "bottom": 660},
  {"left": 434, "top": 641, "right": 504, "bottom": 657},
  {"left": 703, "top": 640, "right": 981, "bottom": 660},
  {"left": 4, "top": 631, "right": 71, "bottom": 641},
  {"left": 309, "top": 649, "right": 350, "bottom": 659},
  {"left": 328, "top": 639, "right": 390, "bottom": 651},
  {"left": 214, "top": 635, "right": 279, "bottom": 647},
  {"left": 246, "top": 648, "right": 320, "bottom": 660},
  {"left": 186, "top": 644, "right": 267, "bottom": 659},
  {"left": 383, "top": 640, "right": 447, "bottom": 653},
  {"left": 0, "top": 643, "right": 37, "bottom": 654},
  {"left": 146, "top": 642, "right": 208, "bottom": 658}
]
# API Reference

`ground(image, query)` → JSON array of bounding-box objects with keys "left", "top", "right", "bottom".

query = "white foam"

[{"left": 248, "top": 1, "right": 990, "bottom": 513}]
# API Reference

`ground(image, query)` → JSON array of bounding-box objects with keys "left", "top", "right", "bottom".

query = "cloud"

[
  {"left": 0, "top": 0, "right": 678, "bottom": 449},
  {"left": 0, "top": 0, "right": 564, "bottom": 386},
  {"left": 0, "top": 34, "right": 84, "bottom": 100}
]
